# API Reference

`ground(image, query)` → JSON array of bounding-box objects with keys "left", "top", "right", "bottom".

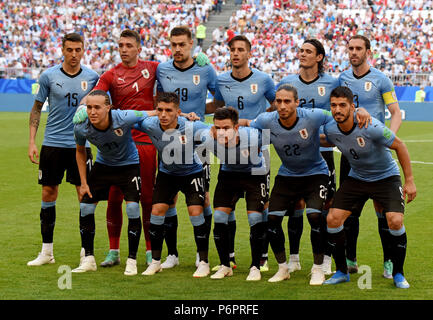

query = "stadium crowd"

[{"left": 0, "top": 0, "right": 433, "bottom": 85}]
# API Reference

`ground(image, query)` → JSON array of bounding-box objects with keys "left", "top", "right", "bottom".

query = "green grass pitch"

[{"left": 1, "top": 112, "right": 432, "bottom": 300}]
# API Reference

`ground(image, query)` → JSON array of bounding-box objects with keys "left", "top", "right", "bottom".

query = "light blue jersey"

[
  {"left": 250, "top": 109, "right": 333, "bottom": 177},
  {"left": 324, "top": 117, "right": 400, "bottom": 181},
  {"left": 136, "top": 116, "right": 208, "bottom": 176},
  {"left": 278, "top": 73, "right": 339, "bottom": 152},
  {"left": 339, "top": 67, "right": 398, "bottom": 124},
  {"left": 36, "top": 64, "right": 99, "bottom": 148},
  {"left": 201, "top": 127, "right": 265, "bottom": 173},
  {"left": 74, "top": 110, "right": 147, "bottom": 166},
  {"left": 214, "top": 68, "right": 275, "bottom": 120},
  {"left": 156, "top": 60, "right": 217, "bottom": 121}
]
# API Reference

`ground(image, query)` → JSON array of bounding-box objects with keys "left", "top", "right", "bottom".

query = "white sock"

[
  {"left": 42, "top": 243, "right": 53, "bottom": 255},
  {"left": 312, "top": 263, "right": 323, "bottom": 269},
  {"left": 229, "top": 252, "right": 235, "bottom": 258},
  {"left": 289, "top": 254, "right": 299, "bottom": 262},
  {"left": 324, "top": 255, "right": 332, "bottom": 263},
  {"left": 279, "top": 262, "right": 288, "bottom": 269}
]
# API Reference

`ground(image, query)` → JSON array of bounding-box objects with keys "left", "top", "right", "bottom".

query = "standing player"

[
  {"left": 139, "top": 92, "right": 211, "bottom": 278},
  {"left": 207, "top": 35, "right": 276, "bottom": 271},
  {"left": 339, "top": 35, "right": 403, "bottom": 277},
  {"left": 72, "top": 90, "right": 155, "bottom": 275},
  {"left": 89, "top": 29, "right": 158, "bottom": 267},
  {"left": 156, "top": 26, "right": 217, "bottom": 269},
  {"left": 205, "top": 107, "right": 268, "bottom": 281},
  {"left": 27, "top": 33, "right": 99, "bottom": 266},
  {"left": 278, "top": 39, "right": 339, "bottom": 275},
  {"left": 322, "top": 86, "right": 415, "bottom": 289}
]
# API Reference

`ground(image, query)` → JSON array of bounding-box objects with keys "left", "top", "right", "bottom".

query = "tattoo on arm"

[{"left": 29, "top": 101, "right": 44, "bottom": 128}]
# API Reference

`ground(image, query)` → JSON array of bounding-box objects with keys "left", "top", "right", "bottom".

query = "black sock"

[
  {"left": 267, "top": 216, "right": 286, "bottom": 264},
  {"left": 343, "top": 215, "right": 359, "bottom": 262},
  {"left": 378, "top": 215, "right": 392, "bottom": 262},
  {"left": 127, "top": 217, "right": 142, "bottom": 260},
  {"left": 287, "top": 215, "right": 303, "bottom": 255},
  {"left": 193, "top": 223, "right": 209, "bottom": 263},
  {"left": 322, "top": 212, "right": 333, "bottom": 257},
  {"left": 79, "top": 214, "right": 95, "bottom": 256},
  {"left": 328, "top": 228, "right": 347, "bottom": 274},
  {"left": 390, "top": 229, "right": 407, "bottom": 276},
  {"left": 200, "top": 214, "right": 213, "bottom": 255},
  {"left": 40, "top": 206, "right": 56, "bottom": 243},
  {"left": 307, "top": 212, "right": 325, "bottom": 265},
  {"left": 150, "top": 223, "right": 164, "bottom": 261},
  {"left": 213, "top": 222, "right": 230, "bottom": 267},
  {"left": 228, "top": 220, "right": 236, "bottom": 257},
  {"left": 250, "top": 222, "right": 265, "bottom": 269},
  {"left": 163, "top": 215, "right": 178, "bottom": 257},
  {"left": 261, "top": 220, "right": 269, "bottom": 262}
]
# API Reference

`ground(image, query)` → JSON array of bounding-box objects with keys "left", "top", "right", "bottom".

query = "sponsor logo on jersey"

[
  {"left": 118, "top": 77, "right": 125, "bottom": 83},
  {"left": 81, "top": 81, "right": 88, "bottom": 91},
  {"left": 251, "top": 83, "right": 258, "bottom": 94},
  {"left": 114, "top": 128, "right": 124, "bottom": 136},
  {"left": 299, "top": 128, "right": 308, "bottom": 139},
  {"left": 193, "top": 74, "right": 200, "bottom": 85},
  {"left": 241, "top": 149, "right": 249, "bottom": 158},
  {"left": 318, "top": 86, "right": 326, "bottom": 96},
  {"left": 356, "top": 136, "right": 366, "bottom": 147},
  {"left": 364, "top": 81, "right": 372, "bottom": 92},
  {"left": 179, "top": 135, "right": 188, "bottom": 144},
  {"left": 142, "top": 69, "right": 150, "bottom": 79}
]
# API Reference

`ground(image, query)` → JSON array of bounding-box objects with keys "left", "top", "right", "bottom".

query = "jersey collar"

[
  {"left": 60, "top": 67, "right": 83, "bottom": 78},
  {"left": 352, "top": 68, "right": 371, "bottom": 80},
  {"left": 298, "top": 74, "right": 320, "bottom": 85},
  {"left": 230, "top": 70, "right": 253, "bottom": 82},
  {"left": 172, "top": 60, "right": 196, "bottom": 72},
  {"left": 337, "top": 121, "right": 357, "bottom": 135},
  {"left": 278, "top": 117, "right": 299, "bottom": 131}
]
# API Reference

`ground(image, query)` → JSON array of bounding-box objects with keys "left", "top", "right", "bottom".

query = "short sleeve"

[{"left": 35, "top": 71, "right": 50, "bottom": 103}]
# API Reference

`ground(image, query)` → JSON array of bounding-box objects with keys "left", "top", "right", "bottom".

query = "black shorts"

[
  {"left": 81, "top": 162, "right": 141, "bottom": 204},
  {"left": 269, "top": 174, "right": 328, "bottom": 215},
  {"left": 332, "top": 175, "right": 405, "bottom": 215},
  {"left": 38, "top": 145, "right": 93, "bottom": 186},
  {"left": 153, "top": 170, "right": 205, "bottom": 207},
  {"left": 339, "top": 154, "right": 351, "bottom": 185},
  {"left": 213, "top": 170, "right": 268, "bottom": 212},
  {"left": 203, "top": 162, "right": 211, "bottom": 192},
  {"left": 321, "top": 150, "right": 336, "bottom": 201}
]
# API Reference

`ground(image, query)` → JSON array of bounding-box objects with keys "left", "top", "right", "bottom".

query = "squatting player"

[
  {"left": 27, "top": 33, "right": 99, "bottom": 266},
  {"left": 322, "top": 86, "right": 415, "bottom": 289},
  {"left": 338, "top": 35, "right": 403, "bottom": 278}
]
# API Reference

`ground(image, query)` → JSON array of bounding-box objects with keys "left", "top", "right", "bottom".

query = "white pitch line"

[
  {"left": 403, "top": 140, "right": 433, "bottom": 143},
  {"left": 411, "top": 161, "right": 433, "bottom": 165}
]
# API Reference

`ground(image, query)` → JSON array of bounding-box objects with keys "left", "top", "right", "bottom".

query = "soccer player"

[
  {"left": 278, "top": 39, "right": 339, "bottom": 275},
  {"left": 205, "top": 107, "right": 268, "bottom": 281},
  {"left": 322, "top": 86, "right": 415, "bottom": 289},
  {"left": 240, "top": 85, "right": 335, "bottom": 285},
  {"left": 88, "top": 29, "right": 158, "bottom": 267},
  {"left": 207, "top": 35, "right": 276, "bottom": 271},
  {"left": 156, "top": 26, "right": 217, "bottom": 269},
  {"left": 139, "top": 92, "right": 211, "bottom": 278},
  {"left": 72, "top": 90, "right": 157, "bottom": 275},
  {"left": 339, "top": 35, "right": 403, "bottom": 277},
  {"left": 27, "top": 33, "right": 99, "bottom": 266}
]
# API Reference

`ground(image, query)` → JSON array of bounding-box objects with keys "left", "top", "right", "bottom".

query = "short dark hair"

[
  {"left": 349, "top": 35, "right": 371, "bottom": 50},
  {"left": 277, "top": 84, "right": 299, "bottom": 100},
  {"left": 120, "top": 29, "right": 141, "bottom": 45},
  {"left": 156, "top": 92, "right": 180, "bottom": 107},
  {"left": 170, "top": 26, "right": 192, "bottom": 39},
  {"left": 214, "top": 107, "right": 239, "bottom": 125},
  {"left": 303, "top": 39, "right": 326, "bottom": 74},
  {"left": 62, "top": 33, "right": 84, "bottom": 48},
  {"left": 330, "top": 86, "right": 354, "bottom": 104},
  {"left": 228, "top": 35, "right": 251, "bottom": 51},
  {"left": 88, "top": 90, "right": 111, "bottom": 105}
]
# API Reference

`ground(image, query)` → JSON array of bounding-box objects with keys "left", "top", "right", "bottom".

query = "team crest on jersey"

[
  {"left": 179, "top": 135, "right": 188, "bottom": 144},
  {"left": 318, "top": 86, "right": 326, "bottom": 96},
  {"left": 356, "top": 136, "right": 366, "bottom": 147},
  {"left": 193, "top": 75, "right": 200, "bottom": 85},
  {"left": 114, "top": 128, "right": 124, "bottom": 137},
  {"left": 299, "top": 128, "right": 308, "bottom": 139},
  {"left": 364, "top": 81, "right": 372, "bottom": 92},
  {"left": 81, "top": 81, "right": 88, "bottom": 91},
  {"left": 250, "top": 83, "right": 258, "bottom": 94},
  {"left": 142, "top": 69, "right": 150, "bottom": 79},
  {"left": 241, "top": 149, "right": 249, "bottom": 158}
]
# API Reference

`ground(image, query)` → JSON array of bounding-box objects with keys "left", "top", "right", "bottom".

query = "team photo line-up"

[{"left": 27, "top": 26, "right": 416, "bottom": 289}]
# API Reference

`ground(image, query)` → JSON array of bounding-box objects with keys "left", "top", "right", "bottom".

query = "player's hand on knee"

[
  {"left": 195, "top": 52, "right": 210, "bottom": 66},
  {"left": 79, "top": 184, "right": 92, "bottom": 201},
  {"left": 73, "top": 105, "right": 88, "bottom": 124},
  {"left": 28, "top": 143, "right": 39, "bottom": 164}
]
